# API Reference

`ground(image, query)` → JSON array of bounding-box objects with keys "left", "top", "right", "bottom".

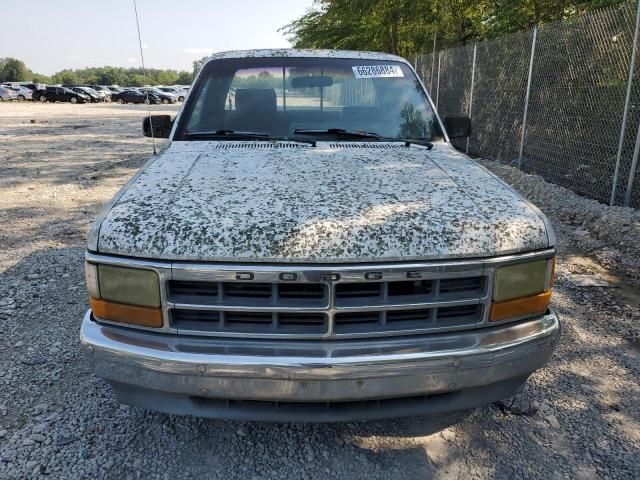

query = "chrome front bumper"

[{"left": 81, "top": 309, "right": 560, "bottom": 421}]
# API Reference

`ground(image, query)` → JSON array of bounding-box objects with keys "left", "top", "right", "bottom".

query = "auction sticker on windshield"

[{"left": 352, "top": 65, "right": 404, "bottom": 78}]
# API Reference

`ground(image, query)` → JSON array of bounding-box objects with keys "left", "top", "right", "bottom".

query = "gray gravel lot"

[{"left": 0, "top": 103, "right": 638, "bottom": 479}]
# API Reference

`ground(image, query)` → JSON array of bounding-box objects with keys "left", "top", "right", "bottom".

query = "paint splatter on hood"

[{"left": 92, "top": 142, "right": 553, "bottom": 263}]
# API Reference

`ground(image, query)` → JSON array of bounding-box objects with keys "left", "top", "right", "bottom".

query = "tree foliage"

[
  {"left": 48, "top": 66, "right": 193, "bottom": 86},
  {"left": 0, "top": 58, "right": 193, "bottom": 86},
  {"left": 282, "top": 0, "right": 627, "bottom": 56},
  {"left": 193, "top": 56, "right": 208, "bottom": 75},
  {"left": 0, "top": 58, "right": 30, "bottom": 82}
]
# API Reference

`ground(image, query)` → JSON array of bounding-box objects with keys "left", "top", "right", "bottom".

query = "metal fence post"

[
  {"left": 625, "top": 122, "right": 640, "bottom": 206},
  {"left": 430, "top": 33, "right": 437, "bottom": 93},
  {"left": 436, "top": 51, "right": 442, "bottom": 110},
  {"left": 466, "top": 43, "right": 478, "bottom": 154},
  {"left": 611, "top": 0, "right": 640, "bottom": 206},
  {"left": 518, "top": 26, "right": 538, "bottom": 169}
]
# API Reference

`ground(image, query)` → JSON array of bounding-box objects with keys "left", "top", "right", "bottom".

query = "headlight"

[
  {"left": 97, "top": 265, "right": 160, "bottom": 307},
  {"left": 490, "top": 257, "right": 555, "bottom": 322},
  {"left": 85, "top": 262, "right": 163, "bottom": 328}
]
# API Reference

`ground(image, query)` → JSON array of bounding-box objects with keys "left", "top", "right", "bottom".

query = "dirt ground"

[{"left": 0, "top": 102, "right": 638, "bottom": 479}]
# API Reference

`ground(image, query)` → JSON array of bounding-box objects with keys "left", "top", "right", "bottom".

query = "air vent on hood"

[
  {"left": 328, "top": 143, "right": 410, "bottom": 149},
  {"left": 214, "top": 143, "right": 311, "bottom": 150}
]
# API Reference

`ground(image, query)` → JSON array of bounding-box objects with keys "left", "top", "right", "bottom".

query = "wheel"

[
  {"left": 18, "top": 95, "right": 25, "bottom": 102},
  {"left": 161, "top": 98, "right": 168, "bottom": 104},
  {"left": 178, "top": 96, "right": 184, "bottom": 102},
  {"left": 117, "top": 98, "right": 124, "bottom": 104},
  {"left": 70, "top": 97, "right": 78, "bottom": 104},
  {"left": 40, "top": 95, "right": 47, "bottom": 102},
  {"left": 144, "top": 98, "right": 151, "bottom": 105}
]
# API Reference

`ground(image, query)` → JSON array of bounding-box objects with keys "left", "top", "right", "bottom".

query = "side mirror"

[
  {"left": 143, "top": 115, "right": 173, "bottom": 138},
  {"left": 444, "top": 116, "right": 472, "bottom": 139}
]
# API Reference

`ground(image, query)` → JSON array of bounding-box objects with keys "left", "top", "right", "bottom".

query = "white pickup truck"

[{"left": 80, "top": 49, "right": 560, "bottom": 422}]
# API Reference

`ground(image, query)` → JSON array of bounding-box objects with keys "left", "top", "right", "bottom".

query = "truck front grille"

[{"left": 166, "top": 264, "right": 490, "bottom": 339}]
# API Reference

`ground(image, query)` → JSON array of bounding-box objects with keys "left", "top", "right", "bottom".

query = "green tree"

[
  {"left": 282, "top": 0, "right": 627, "bottom": 55},
  {"left": 125, "top": 73, "right": 147, "bottom": 86},
  {"left": 0, "top": 58, "right": 29, "bottom": 82},
  {"left": 96, "top": 67, "right": 124, "bottom": 86},
  {"left": 52, "top": 69, "right": 79, "bottom": 85},
  {"left": 176, "top": 70, "right": 193, "bottom": 85},
  {"left": 193, "top": 56, "right": 208, "bottom": 75}
]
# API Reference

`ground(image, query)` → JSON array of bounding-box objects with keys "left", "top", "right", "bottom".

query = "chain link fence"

[{"left": 416, "top": 0, "right": 640, "bottom": 209}]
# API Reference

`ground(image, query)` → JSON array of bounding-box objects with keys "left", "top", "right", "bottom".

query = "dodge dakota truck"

[{"left": 80, "top": 49, "right": 560, "bottom": 422}]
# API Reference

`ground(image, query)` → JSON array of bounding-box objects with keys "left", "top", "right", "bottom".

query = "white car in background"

[
  {"left": 0, "top": 85, "right": 18, "bottom": 101},
  {"left": 2, "top": 84, "right": 32, "bottom": 101},
  {"left": 158, "top": 86, "right": 186, "bottom": 101}
]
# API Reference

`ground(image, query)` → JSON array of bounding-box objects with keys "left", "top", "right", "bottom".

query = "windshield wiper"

[
  {"left": 292, "top": 128, "right": 381, "bottom": 140},
  {"left": 186, "top": 130, "right": 317, "bottom": 146},
  {"left": 185, "top": 129, "right": 270, "bottom": 140},
  {"left": 293, "top": 128, "right": 434, "bottom": 149}
]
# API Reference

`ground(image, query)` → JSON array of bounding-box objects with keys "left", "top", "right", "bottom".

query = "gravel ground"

[{"left": 0, "top": 102, "right": 638, "bottom": 479}]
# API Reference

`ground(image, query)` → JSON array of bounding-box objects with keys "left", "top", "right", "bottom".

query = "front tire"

[
  {"left": 39, "top": 95, "right": 47, "bottom": 102},
  {"left": 161, "top": 98, "right": 168, "bottom": 104},
  {"left": 18, "top": 95, "right": 25, "bottom": 102},
  {"left": 117, "top": 98, "right": 125, "bottom": 104},
  {"left": 144, "top": 98, "right": 151, "bottom": 105},
  {"left": 70, "top": 97, "right": 78, "bottom": 104}
]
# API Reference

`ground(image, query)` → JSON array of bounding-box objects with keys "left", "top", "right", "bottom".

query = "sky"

[{"left": 0, "top": 0, "right": 314, "bottom": 75}]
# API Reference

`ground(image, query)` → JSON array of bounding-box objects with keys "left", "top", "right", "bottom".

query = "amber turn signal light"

[
  {"left": 489, "top": 291, "right": 552, "bottom": 322},
  {"left": 90, "top": 298, "right": 163, "bottom": 328}
]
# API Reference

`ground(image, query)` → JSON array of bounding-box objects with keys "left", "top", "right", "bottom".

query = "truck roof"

[{"left": 204, "top": 48, "right": 409, "bottom": 64}]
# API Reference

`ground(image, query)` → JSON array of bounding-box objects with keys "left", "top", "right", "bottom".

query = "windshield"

[{"left": 175, "top": 57, "right": 441, "bottom": 142}]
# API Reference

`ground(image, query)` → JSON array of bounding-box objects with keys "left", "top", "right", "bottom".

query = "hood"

[{"left": 92, "top": 142, "right": 552, "bottom": 263}]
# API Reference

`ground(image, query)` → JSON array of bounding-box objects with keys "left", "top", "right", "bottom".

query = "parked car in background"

[
  {"left": 2, "top": 84, "right": 31, "bottom": 101},
  {"left": 111, "top": 89, "right": 161, "bottom": 104},
  {"left": 65, "top": 86, "right": 102, "bottom": 103},
  {"left": 0, "top": 85, "right": 18, "bottom": 101},
  {"left": 33, "top": 86, "right": 89, "bottom": 103},
  {"left": 14, "top": 85, "right": 33, "bottom": 101},
  {"left": 158, "top": 86, "right": 186, "bottom": 101},
  {"left": 107, "top": 86, "right": 123, "bottom": 94},
  {"left": 18, "top": 82, "right": 45, "bottom": 92},
  {"left": 81, "top": 49, "right": 560, "bottom": 423},
  {"left": 139, "top": 87, "right": 177, "bottom": 104},
  {"left": 87, "top": 85, "right": 112, "bottom": 101},
  {"left": 5, "top": 82, "right": 45, "bottom": 93}
]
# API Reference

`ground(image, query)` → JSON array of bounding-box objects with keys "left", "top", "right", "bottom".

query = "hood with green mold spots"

[{"left": 90, "top": 141, "right": 553, "bottom": 263}]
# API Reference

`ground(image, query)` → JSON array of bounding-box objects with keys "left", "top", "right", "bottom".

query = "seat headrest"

[{"left": 235, "top": 88, "right": 277, "bottom": 114}]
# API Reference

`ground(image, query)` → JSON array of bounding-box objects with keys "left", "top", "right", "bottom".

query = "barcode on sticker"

[{"left": 352, "top": 65, "right": 404, "bottom": 78}]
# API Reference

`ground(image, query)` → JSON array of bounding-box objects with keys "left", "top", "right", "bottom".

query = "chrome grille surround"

[{"left": 85, "top": 249, "right": 555, "bottom": 339}]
